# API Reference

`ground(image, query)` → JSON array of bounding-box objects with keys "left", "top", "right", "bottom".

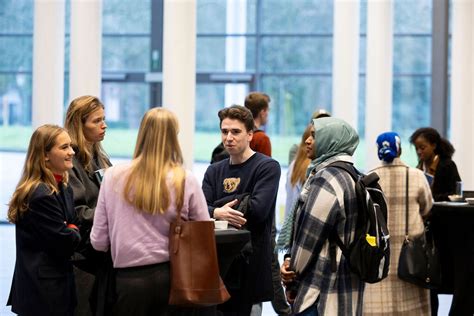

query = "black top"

[
  {"left": 8, "top": 183, "right": 81, "bottom": 316},
  {"left": 431, "top": 158, "right": 461, "bottom": 202},
  {"left": 68, "top": 150, "right": 111, "bottom": 273}
]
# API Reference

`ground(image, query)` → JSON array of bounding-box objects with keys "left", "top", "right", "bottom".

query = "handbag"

[
  {"left": 168, "top": 194, "right": 230, "bottom": 307},
  {"left": 397, "top": 167, "right": 442, "bottom": 289}
]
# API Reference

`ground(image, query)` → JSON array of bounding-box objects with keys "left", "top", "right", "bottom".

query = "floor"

[{"left": 0, "top": 151, "right": 452, "bottom": 315}]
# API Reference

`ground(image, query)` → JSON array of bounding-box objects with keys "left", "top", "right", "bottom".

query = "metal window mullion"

[{"left": 431, "top": 0, "right": 449, "bottom": 136}]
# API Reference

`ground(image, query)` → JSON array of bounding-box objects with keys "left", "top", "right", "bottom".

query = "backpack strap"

[
  {"left": 326, "top": 161, "right": 358, "bottom": 272},
  {"left": 328, "top": 161, "right": 359, "bottom": 182}
]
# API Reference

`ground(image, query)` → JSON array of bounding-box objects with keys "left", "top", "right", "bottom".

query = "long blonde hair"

[
  {"left": 65, "top": 95, "right": 110, "bottom": 172},
  {"left": 124, "top": 108, "right": 185, "bottom": 214},
  {"left": 290, "top": 125, "right": 312, "bottom": 187},
  {"left": 8, "top": 125, "right": 69, "bottom": 223}
]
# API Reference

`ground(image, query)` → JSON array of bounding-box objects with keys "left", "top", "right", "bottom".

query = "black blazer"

[
  {"left": 432, "top": 158, "right": 462, "bottom": 202},
  {"left": 7, "top": 182, "right": 81, "bottom": 316}
]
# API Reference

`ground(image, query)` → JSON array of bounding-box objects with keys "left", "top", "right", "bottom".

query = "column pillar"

[
  {"left": 332, "top": 0, "right": 360, "bottom": 128},
  {"left": 364, "top": 0, "right": 393, "bottom": 170},
  {"left": 450, "top": 0, "right": 474, "bottom": 190},
  {"left": 32, "top": 0, "right": 65, "bottom": 128},
  {"left": 225, "top": 0, "right": 247, "bottom": 105},
  {"left": 69, "top": 0, "right": 102, "bottom": 100},
  {"left": 162, "top": 0, "right": 197, "bottom": 169}
]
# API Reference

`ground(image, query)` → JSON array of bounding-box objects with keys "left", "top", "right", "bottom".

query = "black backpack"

[{"left": 329, "top": 162, "right": 390, "bottom": 283}]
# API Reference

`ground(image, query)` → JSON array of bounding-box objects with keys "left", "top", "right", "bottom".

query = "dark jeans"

[
  {"left": 73, "top": 266, "right": 94, "bottom": 316},
  {"left": 113, "top": 262, "right": 170, "bottom": 316},
  {"left": 271, "top": 252, "right": 292, "bottom": 315},
  {"left": 271, "top": 223, "right": 291, "bottom": 315}
]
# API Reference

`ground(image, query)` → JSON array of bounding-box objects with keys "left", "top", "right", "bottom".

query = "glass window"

[
  {"left": 0, "top": 74, "right": 32, "bottom": 128},
  {"left": 102, "top": 0, "right": 151, "bottom": 34},
  {"left": 102, "top": 37, "right": 150, "bottom": 72},
  {"left": 0, "top": 37, "right": 33, "bottom": 71},
  {"left": 102, "top": 83, "right": 149, "bottom": 129},
  {"left": 196, "top": 83, "right": 226, "bottom": 132},
  {"left": 260, "top": 37, "right": 332, "bottom": 72},
  {"left": 0, "top": 0, "right": 34, "bottom": 33},
  {"left": 0, "top": 0, "right": 34, "bottom": 152},
  {"left": 393, "top": 36, "right": 432, "bottom": 74},
  {"left": 197, "top": 0, "right": 256, "bottom": 34},
  {"left": 194, "top": 83, "right": 235, "bottom": 162},
  {"left": 101, "top": 82, "right": 149, "bottom": 157},
  {"left": 392, "top": 76, "right": 431, "bottom": 138},
  {"left": 261, "top": 75, "right": 332, "bottom": 136},
  {"left": 261, "top": 0, "right": 333, "bottom": 34},
  {"left": 394, "top": 0, "right": 432, "bottom": 34},
  {"left": 196, "top": 36, "right": 256, "bottom": 72}
]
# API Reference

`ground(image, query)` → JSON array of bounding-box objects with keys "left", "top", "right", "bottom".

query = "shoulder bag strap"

[
  {"left": 405, "top": 167, "right": 409, "bottom": 240},
  {"left": 171, "top": 175, "right": 186, "bottom": 254}
]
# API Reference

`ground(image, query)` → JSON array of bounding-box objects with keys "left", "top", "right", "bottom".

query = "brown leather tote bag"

[{"left": 168, "top": 207, "right": 230, "bottom": 307}]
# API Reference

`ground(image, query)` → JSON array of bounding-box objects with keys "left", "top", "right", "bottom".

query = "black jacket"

[
  {"left": 8, "top": 182, "right": 81, "bottom": 316},
  {"left": 432, "top": 158, "right": 461, "bottom": 202}
]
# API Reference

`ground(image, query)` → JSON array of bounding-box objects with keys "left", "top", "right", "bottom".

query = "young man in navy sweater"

[{"left": 202, "top": 105, "right": 281, "bottom": 315}]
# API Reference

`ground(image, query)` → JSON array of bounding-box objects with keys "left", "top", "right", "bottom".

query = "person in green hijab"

[
  {"left": 279, "top": 117, "right": 364, "bottom": 316},
  {"left": 306, "top": 116, "right": 359, "bottom": 175}
]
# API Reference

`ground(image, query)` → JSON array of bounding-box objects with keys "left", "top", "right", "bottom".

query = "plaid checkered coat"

[
  {"left": 290, "top": 155, "right": 365, "bottom": 315},
  {"left": 363, "top": 158, "right": 433, "bottom": 316}
]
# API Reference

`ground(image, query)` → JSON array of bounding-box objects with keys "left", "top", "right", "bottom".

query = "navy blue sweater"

[{"left": 202, "top": 152, "right": 281, "bottom": 304}]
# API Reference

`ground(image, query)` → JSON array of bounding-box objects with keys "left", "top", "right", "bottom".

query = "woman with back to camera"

[
  {"left": 363, "top": 132, "right": 433, "bottom": 316},
  {"left": 7, "top": 125, "right": 81, "bottom": 316},
  {"left": 64, "top": 95, "right": 111, "bottom": 315},
  {"left": 410, "top": 127, "right": 461, "bottom": 202},
  {"left": 90, "top": 108, "right": 210, "bottom": 316}
]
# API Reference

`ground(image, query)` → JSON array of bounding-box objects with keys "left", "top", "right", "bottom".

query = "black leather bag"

[{"left": 397, "top": 167, "right": 441, "bottom": 289}]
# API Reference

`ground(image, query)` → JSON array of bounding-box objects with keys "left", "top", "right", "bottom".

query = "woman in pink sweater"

[{"left": 91, "top": 108, "right": 210, "bottom": 316}]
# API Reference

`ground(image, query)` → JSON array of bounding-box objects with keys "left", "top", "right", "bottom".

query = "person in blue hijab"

[
  {"left": 376, "top": 131, "right": 401, "bottom": 163},
  {"left": 364, "top": 131, "right": 433, "bottom": 315}
]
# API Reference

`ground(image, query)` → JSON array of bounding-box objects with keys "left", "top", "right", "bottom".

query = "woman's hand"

[
  {"left": 280, "top": 257, "right": 296, "bottom": 285},
  {"left": 281, "top": 257, "right": 297, "bottom": 304}
]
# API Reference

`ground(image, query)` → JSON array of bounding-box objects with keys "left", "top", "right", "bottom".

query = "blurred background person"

[
  {"left": 288, "top": 109, "right": 331, "bottom": 164},
  {"left": 7, "top": 125, "right": 81, "bottom": 316},
  {"left": 364, "top": 132, "right": 433, "bottom": 316},
  {"left": 276, "top": 125, "right": 311, "bottom": 255},
  {"left": 65, "top": 95, "right": 112, "bottom": 316},
  {"left": 245, "top": 92, "right": 272, "bottom": 157},
  {"left": 90, "top": 108, "right": 210, "bottom": 316},
  {"left": 284, "top": 125, "right": 311, "bottom": 220},
  {"left": 410, "top": 127, "right": 461, "bottom": 202}
]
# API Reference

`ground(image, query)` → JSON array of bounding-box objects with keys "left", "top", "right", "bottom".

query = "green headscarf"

[
  {"left": 307, "top": 117, "right": 359, "bottom": 173},
  {"left": 277, "top": 117, "right": 359, "bottom": 253}
]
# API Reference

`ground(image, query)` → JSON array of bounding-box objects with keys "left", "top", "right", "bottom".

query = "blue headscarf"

[{"left": 376, "top": 132, "right": 401, "bottom": 163}]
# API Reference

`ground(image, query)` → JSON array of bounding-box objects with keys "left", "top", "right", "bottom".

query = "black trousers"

[{"left": 113, "top": 262, "right": 170, "bottom": 316}]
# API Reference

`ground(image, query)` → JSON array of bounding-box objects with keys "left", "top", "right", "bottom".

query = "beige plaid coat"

[{"left": 363, "top": 158, "right": 433, "bottom": 316}]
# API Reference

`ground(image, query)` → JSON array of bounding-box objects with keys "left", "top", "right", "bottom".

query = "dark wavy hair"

[
  {"left": 409, "top": 127, "right": 455, "bottom": 159},
  {"left": 218, "top": 105, "right": 255, "bottom": 132}
]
